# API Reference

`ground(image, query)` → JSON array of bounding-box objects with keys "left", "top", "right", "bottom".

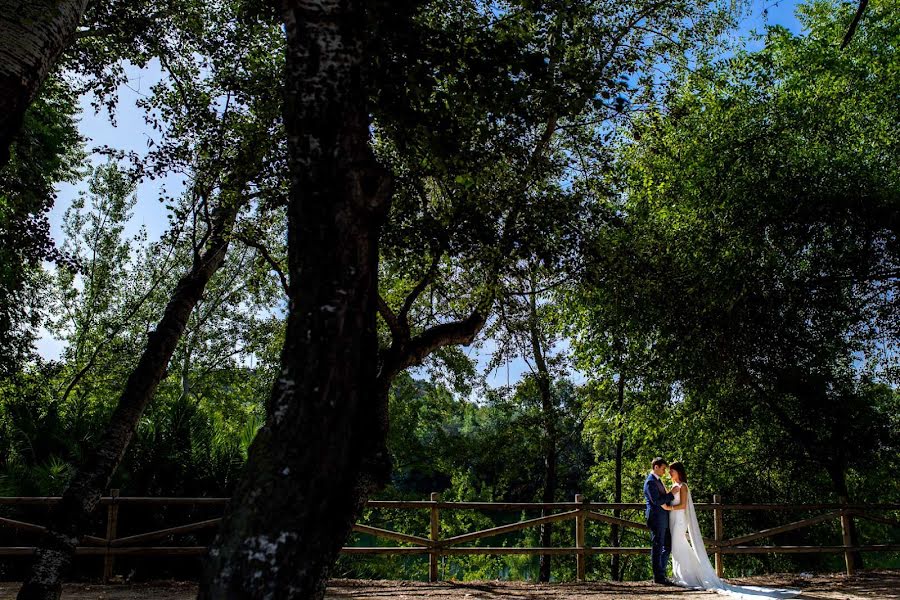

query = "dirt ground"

[{"left": 0, "top": 571, "right": 897, "bottom": 600}]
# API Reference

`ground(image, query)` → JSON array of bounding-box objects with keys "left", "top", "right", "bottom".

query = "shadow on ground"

[{"left": 0, "top": 569, "right": 896, "bottom": 599}]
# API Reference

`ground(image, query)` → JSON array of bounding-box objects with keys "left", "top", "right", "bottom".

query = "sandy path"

[{"left": 0, "top": 571, "right": 896, "bottom": 600}]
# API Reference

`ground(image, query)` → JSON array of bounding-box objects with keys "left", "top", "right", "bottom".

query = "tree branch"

[
  {"left": 382, "top": 306, "right": 488, "bottom": 378},
  {"left": 810, "top": 268, "right": 900, "bottom": 287},
  {"left": 236, "top": 234, "right": 289, "bottom": 296},
  {"left": 495, "top": 114, "right": 559, "bottom": 257},
  {"left": 506, "top": 274, "right": 573, "bottom": 297},
  {"left": 399, "top": 249, "right": 443, "bottom": 327},
  {"left": 377, "top": 294, "right": 404, "bottom": 341},
  {"left": 73, "top": 27, "right": 118, "bottom": 40},
  {"left": 841, "top": 0, "right": 868, "bottom": 49},
  {"left": 738, "top": 364, "right": 820, "bottom": 454},
  {"left": 56, "top": 233, "right": 183, "bottom": 405}
]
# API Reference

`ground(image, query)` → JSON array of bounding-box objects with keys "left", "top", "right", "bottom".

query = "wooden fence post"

[
  {"left": 713, "top": 494, "right": 724, "bottom": 578},
  {"left": 575, "top": 494, "right": 586, "bottom": 582},
  {"left": 840, "top": 508, "right": 856, "bottom": 576},
  {"left": 103, "top": 489, "right": 120, "bottom": 583},
  {"left": 430, "top": 492, "right": 440, "bottom": 582}
]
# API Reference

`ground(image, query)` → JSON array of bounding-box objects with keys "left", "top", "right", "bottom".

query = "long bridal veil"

[{"left": 683, "top": 488, "right": 800, "bottom": 598}]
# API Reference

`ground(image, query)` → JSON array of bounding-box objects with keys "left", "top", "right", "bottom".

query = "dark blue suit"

[{"left": 644, "top": 472, "right": 674, "bottom": 582}]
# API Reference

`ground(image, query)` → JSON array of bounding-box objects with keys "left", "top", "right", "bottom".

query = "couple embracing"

[{"left": 644, "top": 457, "right": 798, "bottom": 598}]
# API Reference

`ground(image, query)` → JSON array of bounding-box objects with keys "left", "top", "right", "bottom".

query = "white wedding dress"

[{"left": 669, "top": 484, "right": 799, "bottom": 598}]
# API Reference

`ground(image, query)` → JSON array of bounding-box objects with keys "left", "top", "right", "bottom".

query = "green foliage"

[
  {"left": 0, "top": 156, "right": 281, "bottom": 502},
  {"left": 562, "top": 0, "right": 900, "bottom": 575},
  {"left": 337, "top": 373, "right": 592, "bottom": 581},
  {"left": 373, "top": 0, "right": 738, "bottom": 382},
  {"left": 0, "top": 77, "right": 84, "bottom": 375},
  {"left": 1, "top": 0, "right": 898, "bottom": 585},
  {"left": 0, "top": 362, "right": 73, "bottom": 496}
]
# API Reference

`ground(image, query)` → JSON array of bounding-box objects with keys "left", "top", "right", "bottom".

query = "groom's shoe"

[{"left": 654, "top": 578, "right": 677, "bottom": 586}]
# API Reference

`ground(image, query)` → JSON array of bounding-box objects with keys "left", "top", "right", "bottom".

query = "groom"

[{"left": 644, "top": 456, "right": 675, "bottom": 585}]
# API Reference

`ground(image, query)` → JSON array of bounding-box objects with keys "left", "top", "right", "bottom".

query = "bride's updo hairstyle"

[{"left": 669, "top": 461, "right": 688, "bottom": 483}]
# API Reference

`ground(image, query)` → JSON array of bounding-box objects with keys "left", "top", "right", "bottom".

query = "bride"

[{"left": 663, "top": 462, "right": 799, "bottom": 598}]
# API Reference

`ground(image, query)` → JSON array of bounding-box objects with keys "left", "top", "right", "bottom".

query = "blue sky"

[
  {"left": 38, "top": 0, "right": 805, "bottom": 385},
  {"left": 744, "top": 0, "right": 803, "bottom": 39}
]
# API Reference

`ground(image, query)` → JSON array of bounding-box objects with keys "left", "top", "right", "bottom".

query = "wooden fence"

[{"left": 1, "top": 492, "right": 898, "bottom": 582}]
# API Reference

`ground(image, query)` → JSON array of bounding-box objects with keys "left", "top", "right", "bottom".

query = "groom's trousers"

[{"left": 648, "top": 513, "right": 671, "bottom": 582}]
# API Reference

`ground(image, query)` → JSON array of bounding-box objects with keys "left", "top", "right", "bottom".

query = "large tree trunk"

[
  {"left": 196, "top": 1, "right": 392, "bottom": 598},
  {"left": 16, "top": 200, "right": 241, "bottom": 600},
  {"left": 0, "top": 0, "right": 88, "bottom": 166}
]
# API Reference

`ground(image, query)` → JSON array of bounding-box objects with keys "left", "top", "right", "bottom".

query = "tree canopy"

[{"left": 0, "top": 0, "right": 896, "bottom": 593}]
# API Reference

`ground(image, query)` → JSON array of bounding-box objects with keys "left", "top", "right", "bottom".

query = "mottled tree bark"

[
  {"left": 17, "top": 200, "right": 242, "bottom": 600},
  {"left": 196, "top": 0, "right": 392, "bottom": 597},
  {"left": 0, "top": 0, "right": 88, "bottom": 166}
]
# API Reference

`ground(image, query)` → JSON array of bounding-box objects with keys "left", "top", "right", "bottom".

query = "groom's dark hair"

[{"left": 651, "top": 457, "right": 668, "bottom": 468}]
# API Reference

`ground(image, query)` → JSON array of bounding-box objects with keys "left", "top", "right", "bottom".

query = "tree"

[
  {"left": 0, "top": 173, "right": 281, "bottom": 502},
  {"left": 569, "top": 0, "right": 898, "bottom": 572},
  {"left": 370, "top": 0, "right": 737, "bottom": 500},
  {"left": 197, "top": 0, "right": 395, "bottom": 596},
  {"left": 202, "top": 0, "right": 737, "bottom": 595},
  {"left": 485, "top": 263, "right": 572, "bottom": 581},
  {"left": 17, "top": 2, "right": 285, "bottom": 594},
  {"left": 0, "top": 0, "right": 215, "bottom": 374},
  {"left": 18, "top": 169, "right": 253, "bottom": 600},
  {"left": 0, "top": 0, "right": 207, "bottom": 165}
]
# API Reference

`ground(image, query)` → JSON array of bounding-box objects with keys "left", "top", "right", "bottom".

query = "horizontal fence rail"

[{"left": 1, "top": 492, "right": 898, "bottom": 582}]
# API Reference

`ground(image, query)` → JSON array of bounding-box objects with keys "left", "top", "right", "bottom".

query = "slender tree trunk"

[
  {"left": 528, "top": 289, "right": 557, "bottom": 583},
  {"left": 178, "top": 339, "right": 192, "bottom": 403},
  {"left": 16, "top": 201, "right": 242, "bottom": 600},
  {"left": 538, "top": 425, "right": 557, "bottom": 582},
  {"left": 196, "top": 1, "right": 392, "bottom": 597},
  {"left": 0, "top": 0, "right": 88, "bottom": 166},
  {"left": 827, "top": 463, "right": 864, "bottom": 570},
  {"left": 610, "top": 371, "right": 625, "bottom": 582}
]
